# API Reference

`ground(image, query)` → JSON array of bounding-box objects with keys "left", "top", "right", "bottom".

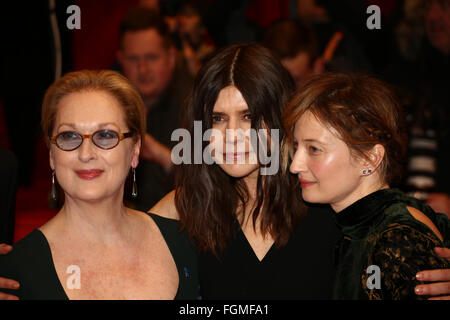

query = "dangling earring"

[
  {"left": 50, "top": 170, "right": 57, "bottom": 201},
  {"left": 131, "top": 168, "right": 138, "bottom": 198}
]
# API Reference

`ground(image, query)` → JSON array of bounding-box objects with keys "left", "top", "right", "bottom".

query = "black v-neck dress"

[
  {"left": 198, "top": 205, "right": 342, "bottom": 299},
  {"left": 0, "top": 213, "right": 199, "bottom": 300}
]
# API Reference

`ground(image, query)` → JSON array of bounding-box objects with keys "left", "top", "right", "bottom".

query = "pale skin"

[
  {"left": 290, "top": 110, "right": 450, "bottom": 299},
  {"left": 0, "top": 91, "right": 179, "bottom": 300},
  {"left": 290, "top": 111, "right": 389, "bottom": 212}
]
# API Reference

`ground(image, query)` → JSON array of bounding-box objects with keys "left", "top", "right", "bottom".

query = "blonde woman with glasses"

[{"left": 0, "top": 70, "right": 198, "bottom": 300}]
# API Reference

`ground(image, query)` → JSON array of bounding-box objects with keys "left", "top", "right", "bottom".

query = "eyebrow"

[
  {"left": 212, "top": 109, "right": 251, "bottom": 116},
  {"left": 301, "top": 138, "right": 329, "bottom": 145},
  {"left": 56, "top": 123, "right": 120, "bottom": 131}
]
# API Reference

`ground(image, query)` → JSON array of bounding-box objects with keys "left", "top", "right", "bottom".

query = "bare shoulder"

[
  {"left": 148, "top": 190, "right": 179, "bottom": 220},
  {"left": 406, "top": 206, "right": 444, "bottom": 242}
]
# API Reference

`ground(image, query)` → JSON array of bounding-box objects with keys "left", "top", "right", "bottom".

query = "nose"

[
  {"left": 225, "top": 116, "right": 239, "bottom": 143},
  {"left": 78, "top": 137, "right": 97, "bottom": 162},
  {"left": 225, "top": 116, "right": 249, "bottom": 144},
  {"left": 137, "top": 58, "right": 150, "bottom": 75},
  {"left": 289, "top": 147, "right": 307, "bottom": 174},
  {"left": 225, "top": 129, "right": 248, "bottom": 153}
]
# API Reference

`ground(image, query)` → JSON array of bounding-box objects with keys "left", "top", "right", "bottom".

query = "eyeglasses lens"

[
  {"left": 92, "top": 130, "right": 119, "bottom": 149},
  {"left": 56, "top": 132, "right": 82, "bottom": 151},
  {"left": 56, "top": 130, "right": 120, "bottom": 150}
]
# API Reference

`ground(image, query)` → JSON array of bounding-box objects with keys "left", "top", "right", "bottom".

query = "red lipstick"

[
  {"left": 299, "top": 178, "right": 316, "bottom": 188},
  {"left": 75, "top": 169, "right": 104, "bottom": 180}
]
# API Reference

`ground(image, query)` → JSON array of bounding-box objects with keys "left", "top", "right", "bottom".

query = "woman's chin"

[
  {"left": 218, "top": 163, "right": 259, "bottom": 179},
  {"left": 300, "top": 188, "right": 322, "bottom": 204},
  {"left": 65, "top": 189, "right": 116, "bottom": 203}
]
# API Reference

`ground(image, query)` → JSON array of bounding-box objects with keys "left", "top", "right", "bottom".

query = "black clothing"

[
  {"left": 0, "top": 212, "right": 199, "bottom": 300},
  {"left": 333, "top": 188, "right": 450, "bottom": 299},
  {"left": 0, "top": 147, "right": 17, "bottom": 244},
  {"left": 198, "top": 205, "right": 341, "bottom": 299},
  {"left": 1, "top": 1, "right": 72, "bottom": 187}
]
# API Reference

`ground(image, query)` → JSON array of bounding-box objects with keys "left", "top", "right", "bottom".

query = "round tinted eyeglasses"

[{"left": 50, "top": 130, "right": 134, "bottom": 151}]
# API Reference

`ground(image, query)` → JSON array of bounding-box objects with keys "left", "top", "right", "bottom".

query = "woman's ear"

[
  {"left": 131, "top": 137, "right": 141, "bottom": 168},
  {"left": 365, "top": 144, "right": 385, "bottom": 171},
  {"left": 49, "top": 147, "right": 55, "bottom": 171}
]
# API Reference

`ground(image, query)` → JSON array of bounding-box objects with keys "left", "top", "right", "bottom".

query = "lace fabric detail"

[{"left": 363, "top": 223, "right": 449, "bottom": 300}]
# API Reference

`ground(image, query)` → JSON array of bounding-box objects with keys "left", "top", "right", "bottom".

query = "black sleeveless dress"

[{"left": 0, "top": 212, "right": 199, "bottom": 300}]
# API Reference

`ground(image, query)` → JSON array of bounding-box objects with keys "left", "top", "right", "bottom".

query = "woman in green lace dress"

[{"left": 283, "top": 72, "right": 450, "bottom": 299}]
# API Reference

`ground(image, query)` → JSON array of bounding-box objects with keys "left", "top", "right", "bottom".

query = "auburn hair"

[{"left": 283, "top": 72, "right": 407, "bottom": 186}]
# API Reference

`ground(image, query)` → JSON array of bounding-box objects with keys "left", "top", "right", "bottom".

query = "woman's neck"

[
  {"left": 53, "top": 194, "right": 133, "bottom": 243},
  {"left": 243, "top": 173, "right": 258, "bottom": 201},
  {"left": 239, "top": 173, "right": 274, "bottom": 250},
  {"left": 238, "top": 172, "right": 261, "bottom": 227}
]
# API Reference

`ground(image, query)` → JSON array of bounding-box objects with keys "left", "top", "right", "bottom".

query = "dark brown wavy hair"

[
  {"left": 175, "top": 43, "right": 306, "bottom": 256},
  {"left": 283, "top": 72, "right": 408, "bottom": 186}
]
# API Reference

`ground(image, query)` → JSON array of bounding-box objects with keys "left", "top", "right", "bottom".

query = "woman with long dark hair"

[{"left": 152, "top": 43, "right": 342, "bottom": 299}]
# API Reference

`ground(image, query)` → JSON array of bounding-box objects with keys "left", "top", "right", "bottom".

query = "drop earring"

[
  {"left": 131, "top": 168, "right": 138, "bottom": 198},
  {"left": 50, "top": 170, "right": 57, "bottom": 201}
]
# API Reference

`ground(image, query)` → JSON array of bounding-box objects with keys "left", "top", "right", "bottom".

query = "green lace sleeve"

[{"left": 368, "top": 224, "right": 449, "bottom": 300}]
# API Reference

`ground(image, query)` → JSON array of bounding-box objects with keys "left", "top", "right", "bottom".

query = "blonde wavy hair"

[{"left": 41, "top": 69, "right": 146, "bottom": 144}]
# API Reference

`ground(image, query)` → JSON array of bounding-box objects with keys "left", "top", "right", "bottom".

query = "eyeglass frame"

[{"left": 50, "top": 130, "right": 134, "bottom": 151}]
